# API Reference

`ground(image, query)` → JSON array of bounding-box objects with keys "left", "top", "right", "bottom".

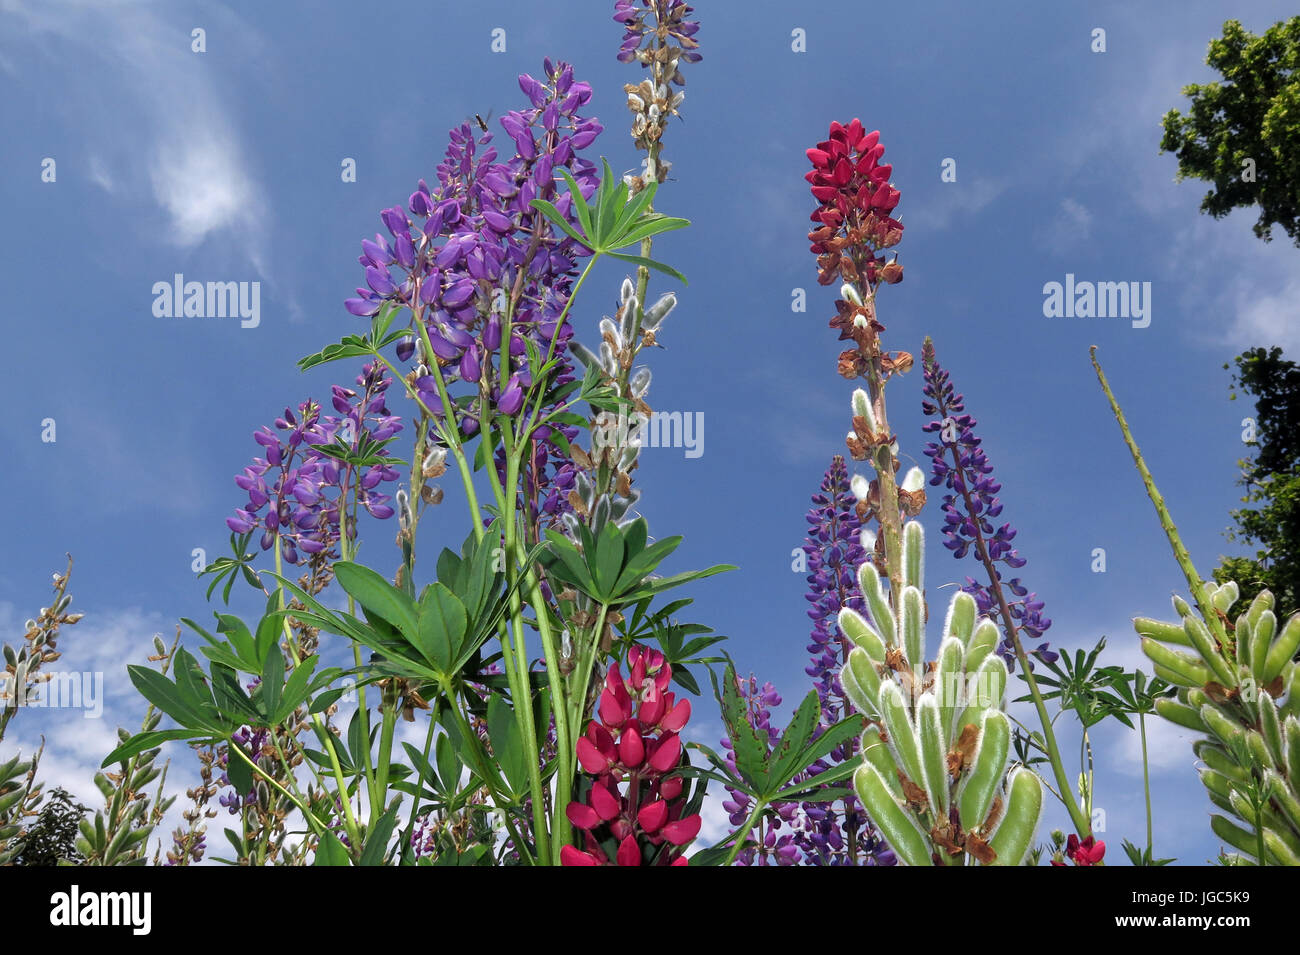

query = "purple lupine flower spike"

[
  {"left": 226, "top": 363, "right": 403, "bottom": 563},
  {"left": 791, "top": 456, "right": 895, "bottom": 865},
  {"left": 920, "top": 338, "right": 1056, "bottom": 670}
]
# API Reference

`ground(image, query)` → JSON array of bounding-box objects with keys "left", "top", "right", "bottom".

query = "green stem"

[
  {"left": 940, "top": 434, "right": 1093, "bottom": 838},
  {"left": 1090, "top": 347, "right": 1226, "bottom": 642},
  {"left": 403, "top": 696, "right": 440, "bottom": 844},
  {"left": 1140, "top": 711, "right": 1153, "bottom": 855},
  {"left": 443, "top": 684, "right": 534, "bottom": 865},
  {"left": 723, "top": 798, "right": 768, "bottom": 866},
  {"left": 272, "top": 545, "right": 362, "bottom": 848},
  {"left": 229, "top": 743, "right": 324, "bottom": 838},
  {"left": 373, "top": 693, "right": 398, "bottom": 827}
]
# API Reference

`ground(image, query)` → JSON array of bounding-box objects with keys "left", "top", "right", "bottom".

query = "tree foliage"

[
  {"left": 1215, "top": 346, "right": 1300, "bottom": 618},
  {"left": 1160, "top": 17, "right": 1300, "bottom": 246}
]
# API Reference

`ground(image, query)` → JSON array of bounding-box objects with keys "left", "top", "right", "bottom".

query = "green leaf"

[
  {"left": 261, "top": 643, "right": 284, "bottom": 723},
  {"left": 555, "top": 167, "right": 594, "bottom": 241},
  {"left": 605, "top": 251, "right": 687, "bottom": 285},
  {"left": 763, "top": 690, "right": 820, "bottom": 794},
  {"left": 487, "top": 695, "right": 529, "bottom": 795},
  {"left": 609, "top": 178, "right": 659, "bottom": 237},
  {"left": 126, "top": 663, "right": 213, "bottom": 732},
  {"left": 100, "top": 730, "right": 207, "bottom": 766},
  {"left": 226, "top": 743, "right": 253, "bottom": 797},
  {"left": 614, "top": 214, "right": 690, "bottom": 249},
  {"left": 358, "top": 807, "right": 399, "bottom": 866},
  {"left": 314, "top": 830, "right": 352, "bottom": 866},
  {"left": 592, "top": 521, "right": 627, "bottom": 599},
  {"left": 415, "top": 582, "right": 468, "bottom": 674},
  {"left": 712, "top": 662, "right": 768, "bottom": 788},
  {"left": 334, "top": 562, "right": 419, "bottom": 638},
  {"left": 528, "top": 198, "right": 588, "bottom": 247}
]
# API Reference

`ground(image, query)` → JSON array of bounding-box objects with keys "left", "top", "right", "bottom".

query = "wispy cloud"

[
  {"left": 1040, "top": 197, "right": 1094, "bottom": 254},
  {"left": 0, "top": 0, "right": 267, "bottom": 266},
  {"left": 908, "top": 178, "right": 1007, "bottom": 233}
]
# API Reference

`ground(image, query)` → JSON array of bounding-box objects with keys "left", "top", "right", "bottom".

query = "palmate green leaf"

[
  {"left": 762, "top": 690, "right": 821, "bottom": 794},
  {"left": 609, "top": 177, "right": 659, "bottom": 237},
  {"left": 123, "top": 655, "right": 218, "bottom": 735},
  {"left": 769, "top": 718, "right": 862, "bottom": 798}
]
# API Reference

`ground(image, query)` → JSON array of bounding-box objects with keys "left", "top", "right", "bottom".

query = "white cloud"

[
  {"left": 0, "top": 0, "right": 267, "bottom": 264},
  {"left": 1040, "top": 197, "right": 1093, "bottom": 253},
  {"left": 909, "top": 178, "right": 1007, "bottom": 233}
]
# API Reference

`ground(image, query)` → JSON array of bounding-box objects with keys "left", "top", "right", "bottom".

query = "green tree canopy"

[
  {"left": 1215, "top": 346, "right": 1300, "bottom": 618},
  {"left": 1161, "top": 17, "right": 1300, "bottom": 246}
]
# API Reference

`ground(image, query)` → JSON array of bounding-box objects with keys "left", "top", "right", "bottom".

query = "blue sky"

[{"left": 2, "top": 0, "right": 1298, "bottom": 864}]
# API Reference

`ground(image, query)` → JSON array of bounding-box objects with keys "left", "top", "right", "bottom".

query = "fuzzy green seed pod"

[
  {"left": 917, "top": 693, "right": 949, "bottom": 818},
  {"left": 942, "top": 591, "right": 978, "bottom": 646},
  {"left": 986, "top": 767, "right": 1043, "bottom": 866},
  {"left": 1152, "top": 662, "right": 1200, "bottom": 689},
  {"left": 1193, "top": 740, "right": 1251, "bottom": 784},
  {"left": 958, "top": 709, "right": 1010, "bottom": 832},
  {"left": 1265, "top": 831, "right": 1300, "bottom": 867},
  {"left": 1248, "top": 612, "right": 1276, "bottom": 683},
  {"left": 1182, "top": 615, "right": 1237, "bottom": 687},
  {"left": 1263, "top": 768, "right": 1300, "bottom": 833},
  {"left": 1259, "top": 692, "right": 1285, "bottom": 768},
  {"left": 1172, "top": 594, "right": 1194, "bottom": 618},
  {"left": 1227, "top": 790, "right": 1259, "bottom": 829},
  {"left": 967, "top": 653, "right": 1008, "bottom": 710},
  {"left": 879, "top": 681, "right": 925, "bottom": 787},
  {"left": 901, "top": 587, "right": 925, "bottom": 676},
  {"left": 1207, "top": 791, "right": 1235, "bottom": 815},
  {"left": 1244, "top": 589, "right": 1274, "bottom": 634},
  {"left": 1212, "top": 580, "right": 1239, "bottom": 614},
  {"left": 1262, "top": 616, "right": 1300, "bottom": 685},
  {"left": 1143, "top": 637, "right": 1211, "bottom": 687},
  {"left": 841, "top": 646, "right": 882, "bottom": 716},
  {"left": 854, "top": 763, "right": 932, "bottom": 866},
  {"left": 1155, "top": 697, "right": 1208, "bottom": 732},
  {"left": 903, "top": 521, "right": 924, "bottom": 592},
  {"left": 860, "top": 726, "right": 903, "bottom": 799},
  {"left": 1200, "top": 703, "right": 1246, "bottom": 748},
  {"left": 1197, "top": 767, "right": 1236, "bottom": 802},
  {"left": 955, "top": 655, "right": 1009, "bottom": 733},
  {"left": 1284, "top": 716, "right": 1300, "bottom": 779},
  {"left": 1134, "top": 616, "right": 1194, "bottom": 647},
  {"left": 1245, "top": 730, "right": 1275, "bottom": 771},
  {"left": 857, "top": 563, "right": 896, "bottom": 647},
  {"left": 838, "top": 608, "right": 886, "bottom": 663},
  {"left": 851, "top": 388, "right": 878, "bottom": 434},
  {"left": 1210, "top": 814, "right": 1261, "bottom": 861},
  {"left": 1281, "top": 663, "right": 1300, "bottom": 720},
  {"left": 933, "top": 637, "right": 965, "bottom": 733},
  {"left": 965, "top": 620, "right": 999, "bottom": 672}
]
